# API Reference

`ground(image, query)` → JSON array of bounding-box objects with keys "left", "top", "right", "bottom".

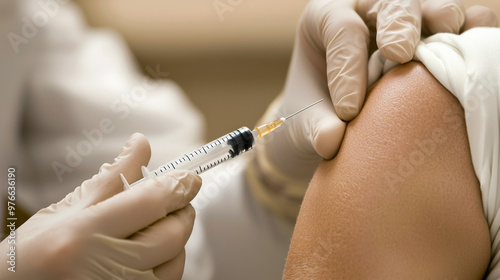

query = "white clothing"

[
  {"left": 0, "top": 0, "right": 203, "bottom": 231},
  {"left": 369, "top": 27, "right": 500, "bottom": 278},
  {"left": 1, "top": 1, "right": 291, "bottom": 279}
]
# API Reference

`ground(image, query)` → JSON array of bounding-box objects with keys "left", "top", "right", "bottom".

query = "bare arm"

[{"left": 283, "top": 62, "right": 491, "bottom": 279}]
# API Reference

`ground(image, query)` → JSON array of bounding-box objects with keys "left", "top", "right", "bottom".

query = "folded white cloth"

[{"left": 369, "top": 27, "right": 500, "bottom": 278}]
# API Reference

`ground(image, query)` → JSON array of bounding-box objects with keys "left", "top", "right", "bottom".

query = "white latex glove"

[
  {"left": 0, "top": 133, "right": 202, "bottom": 280},
  {"left": 247, "top": 0, "right": 498, "bottom": 221}
]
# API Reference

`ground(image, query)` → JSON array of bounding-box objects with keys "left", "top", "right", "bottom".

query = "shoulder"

[{"left": 284, "top": 61, "right": 491, "bottom": 279}]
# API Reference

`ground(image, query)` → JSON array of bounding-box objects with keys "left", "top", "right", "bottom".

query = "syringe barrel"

[{"left": 147, "top": 127, "right": 255, "bottom": 181}]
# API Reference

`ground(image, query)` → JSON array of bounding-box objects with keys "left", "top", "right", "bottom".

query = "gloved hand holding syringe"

[{"left": 120, "top": 99, "right": 323, "bottom": 189}]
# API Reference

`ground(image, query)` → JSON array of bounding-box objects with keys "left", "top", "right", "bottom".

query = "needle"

[{"left": 284, "top": 99, "right": 323, "bottom": 120}]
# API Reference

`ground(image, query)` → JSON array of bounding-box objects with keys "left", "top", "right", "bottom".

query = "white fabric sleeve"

[
  {"left": 1, "top": 1, "right": 213, "bottom": 278},
  {"left": 0, "top": 1, "right": 27, "bottom": 234},
  {"left": 368, "top": 27, "right": 500, "bottom": 278},
  {"left": 15, "top": 1, "right": 205, "bottom": 212}
]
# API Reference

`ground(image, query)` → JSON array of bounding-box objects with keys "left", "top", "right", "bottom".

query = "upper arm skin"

[{"left": 283, "top": 62, "right": 491, "bottom": 279}]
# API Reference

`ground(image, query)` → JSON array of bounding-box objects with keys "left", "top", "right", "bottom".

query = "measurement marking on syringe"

[{"left": 119, "top": 101, "right": 324, "bottom": 189}]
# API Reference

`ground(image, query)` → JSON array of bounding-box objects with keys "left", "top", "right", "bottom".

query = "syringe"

[{"left": 120, "top": 99, "right": 323, "bottom": 189}]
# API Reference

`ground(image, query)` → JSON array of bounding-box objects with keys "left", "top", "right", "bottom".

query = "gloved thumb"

[
  {"left": 266, "top": 100, "right": 345, "bottom": 180},
  {"left": 52, "top": 133, "right": 151, "bottom": 211},
  {"left": 308, "top": 101, "right": 346, "bottom": 160}
]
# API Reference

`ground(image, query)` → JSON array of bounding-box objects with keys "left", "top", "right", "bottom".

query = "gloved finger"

[
  {"left": 308, "top": 100, "right": 346, "bottom": 160},
  {"left": 153, "top": 249, "right": 186, "bottom": 280},
  {"left": 79, "top": 234, "right": 160, "bottom": 280},
  {"left": 301, "top": 0, "right": 369, "bottom": 120},
  {"left": 81, "top": 170, "right": 201, "bottom": 238},
  {"left": 264, "top": 99, "right": 345, "bottom": 179},
  {"left": 124, "top": 205, "right": 195, "bottom": 270},
  {"left": 85, "top": 133, "right": 151, "bottom": 203},
  {"left": 374, "top": 0, "right": 421, "bottom": 63},
  {"left": 421, "top": 0, "right": 466, "bottom": 34},
  {"left": 50, "top": 133, "right": 151, "bottom": 212},
  {"left": 462, "top": 5, "right": 499, "bottom": 31}
]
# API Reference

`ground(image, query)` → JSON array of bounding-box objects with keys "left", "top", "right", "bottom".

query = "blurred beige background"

[{"left": 73, "top": 0, "right": 499, "bottom": 140}]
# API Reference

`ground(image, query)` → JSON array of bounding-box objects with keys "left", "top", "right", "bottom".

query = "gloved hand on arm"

[
  {"left": 0, "top": 133, "right": 201, "bottom": 280},
  {"left": 247, "top": 0, "right": 498, "bottom": 221}
]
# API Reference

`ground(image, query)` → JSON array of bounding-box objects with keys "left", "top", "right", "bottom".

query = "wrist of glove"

[{"left": 246, "top": 133, "right": 311, "bottom": 222}]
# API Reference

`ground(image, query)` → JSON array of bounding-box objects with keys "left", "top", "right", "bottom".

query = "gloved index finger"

[
  {"left": 371, "top": 0, "right": 421, "bottom": 63},
  {"left": 303, "top": 0, "right": 369, "bottom": 120},
  {"left": 462, "top": 5, "right": 499, "bottom": 31},
  {"left": 80, "top": 170, "right": 202, "bottom": 238},
  {"left": 421, "top": 0, "right": 465, "bottom": 34}
]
